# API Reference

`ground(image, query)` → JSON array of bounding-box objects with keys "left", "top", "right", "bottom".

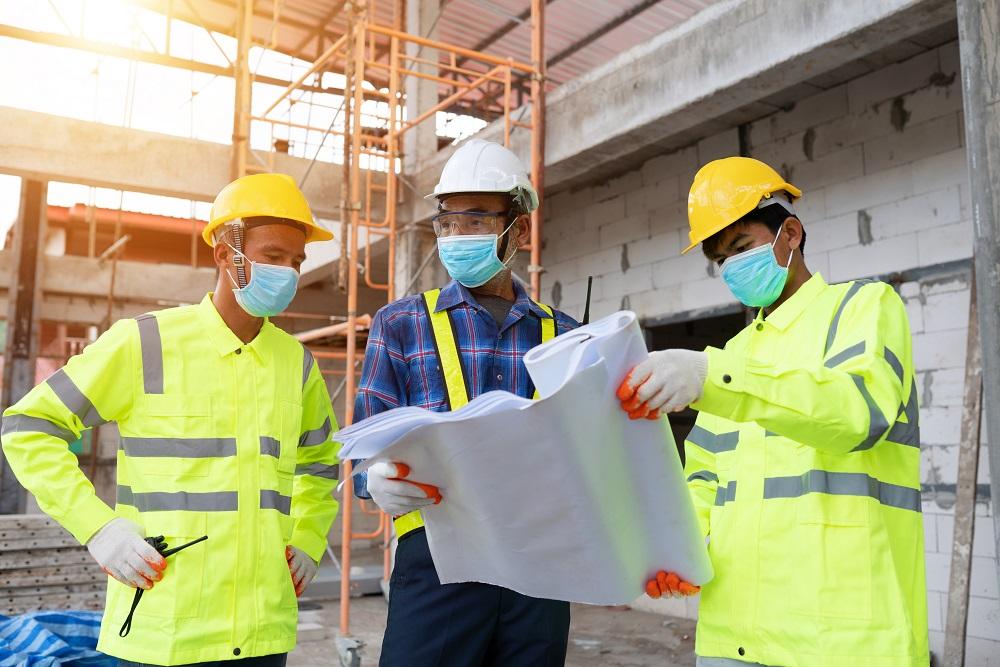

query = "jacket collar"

[
  {"left": 197, "top": 293, "right": 272, "bottom": 363},
  {"left": 758, "top": 272, "right": 828, "bottom": 331}
]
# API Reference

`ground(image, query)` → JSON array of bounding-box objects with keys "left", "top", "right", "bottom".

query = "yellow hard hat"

[
  {"left": 684, "top": 157, "right": 801, "bottom": 253},
  {"left": 203, "top": 173, "right": 333, "bottom": 246}
]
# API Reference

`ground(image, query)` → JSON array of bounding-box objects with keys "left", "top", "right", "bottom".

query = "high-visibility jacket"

[
  {"left": 392, "top": 287, "right": 556, "bottom": 540},
  {"left": 686, "top": 274, "right": 927, "bottom": 666},
  {"left": 1, "top": 294, "right": 340, "bottom": 665}
]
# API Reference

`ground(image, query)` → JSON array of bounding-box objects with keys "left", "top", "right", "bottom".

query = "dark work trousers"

[
  {"left": 118, "top": 654, "right": 287, "bottom": 667},
  {"left": 380, "top": 528, "right": 570, "bottom": 667}
]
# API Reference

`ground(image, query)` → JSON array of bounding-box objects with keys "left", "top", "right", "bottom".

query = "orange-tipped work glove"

[
  {"left": 86, "top": 518, "right": 167, "bottom": 590},
  {"left": 367, "top": 461, "right": 442, "bottom": 516},
  {"left": 617, "top": 349, "right": 708, "bottom": 419},
  {"left": 645, "top": 570, "right": 700, "bottom": 599},
  {"left": 286, "top": 546, "right": 318, "bottom": 597}
]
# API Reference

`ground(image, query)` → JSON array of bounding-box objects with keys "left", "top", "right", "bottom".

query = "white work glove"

[
  {"left": 367, "top": 461, "right": 442, "bottom": 516},
  {"left": 617, "top": 349, "right": 709, "bottom": 418},
  {"left": 86, "top": 518, "right": 166, "bottom": 589},
  {"left": 286, "top": 546, "right": 318, "bottom": 597}
]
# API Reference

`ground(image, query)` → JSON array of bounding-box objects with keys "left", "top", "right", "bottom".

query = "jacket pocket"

[
  {"left": 791, "top": 495, "right": 872, "bottom": 620},
  {"left": 135, "top": 513, "right": 208, "bottom": 620}
]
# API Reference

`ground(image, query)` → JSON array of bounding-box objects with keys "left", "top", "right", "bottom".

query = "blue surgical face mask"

[
  {"left": 225, "top": 244, "right": 300, "bottom": 317},
  {"left": 437, "top": 223, "right": 516, "bottom": 288},
  {"left": 719, "top": 226, "right": 791, "bottom": 308}
]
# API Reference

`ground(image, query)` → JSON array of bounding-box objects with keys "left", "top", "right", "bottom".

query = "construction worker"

[
  {"left": 352, "top": 139, "right": 578, "bottom": 666},
  {"left": 1, "top": 173, "right": 341, "bottom": 667},
  {"left": 616, "top": 157, "right": 927, "bottom": 666}
]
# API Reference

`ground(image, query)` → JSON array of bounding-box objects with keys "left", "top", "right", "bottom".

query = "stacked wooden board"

[{"left": 0, "top": 514, "right": 104, "bottom": 615}]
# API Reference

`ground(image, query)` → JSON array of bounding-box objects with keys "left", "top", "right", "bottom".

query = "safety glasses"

[{"left": 431, "top": 210, "right": 511, "bottom": 237}]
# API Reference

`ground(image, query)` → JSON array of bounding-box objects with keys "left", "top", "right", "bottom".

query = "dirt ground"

[{"left": 288, "top": 594, "right": 697, "bottom": 667}]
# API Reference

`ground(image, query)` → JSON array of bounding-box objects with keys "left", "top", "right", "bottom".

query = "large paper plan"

[{"left": 336, "top": 310, "right": 713, "bottom": 605}]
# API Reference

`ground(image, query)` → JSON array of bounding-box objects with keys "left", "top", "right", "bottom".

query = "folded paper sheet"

[{"left": 335, "top": 311, "right": 713, "bottom": 605}]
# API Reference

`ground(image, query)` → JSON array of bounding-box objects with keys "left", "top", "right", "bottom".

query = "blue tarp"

[{"left": 0, "top": 611, "right": 113, "bottom": 667}]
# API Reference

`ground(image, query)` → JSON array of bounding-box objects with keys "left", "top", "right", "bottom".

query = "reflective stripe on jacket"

[
  {"left": 1, "top": 294, "right": 340, "bottom": 665},
  {"left": 687, "top": 274, "right": 927, "bottom": 666}
]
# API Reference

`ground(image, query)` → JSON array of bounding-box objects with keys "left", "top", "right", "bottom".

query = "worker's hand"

[
  {"left": 645, "top": 571, "right": 700, "bottom": 599},
  {"left": 367, "top": 461, "right": 442, "bottom": 516},
  {"left": 86, "top": 518, "right": 166, "bottom": 590},
  {"left": 617, "top": 349, "right": 708, "bottom": 419},
  {"left": 286, "top": 546, "right": 318, "bottom": 597}
]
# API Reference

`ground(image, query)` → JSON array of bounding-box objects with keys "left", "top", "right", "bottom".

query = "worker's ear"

[
  {"left": 511, "top": 213, "right": 531, "bottom": 249},
  {"left": 213, "top": 240, "right": 232, "bottom": 270},
  {"left": 782, "top": 216, "right": 803, "bottom": 252}
]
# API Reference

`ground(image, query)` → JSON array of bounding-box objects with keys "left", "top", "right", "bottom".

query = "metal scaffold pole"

[{"left": 956, "top": 0, "right": 1000, "bottom": 604}]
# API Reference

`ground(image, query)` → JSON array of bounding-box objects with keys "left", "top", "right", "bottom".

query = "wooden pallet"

[{"left": 0, "top": 514, "right": 104, "bottom": 614}]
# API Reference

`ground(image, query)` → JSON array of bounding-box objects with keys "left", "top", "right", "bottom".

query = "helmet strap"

[{"left": 229, "top": 221, "right": 248, "bottom": 288}]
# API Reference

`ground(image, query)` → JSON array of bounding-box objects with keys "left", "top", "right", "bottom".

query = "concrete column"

[
  {"left": 957, "top": 0, "right": 1000, "bottom": 600},
  {"left": 230, "top": 0, "right": 253, "bottom": 179},
  {"left": 0, "top": 179, "right": 47, "bottom": 514},
  {"left": 404, "top": 0, "right": 441, "bottom": 174},
  {"left": 395, "top": 0, "right": 442, "bottom": 298}
]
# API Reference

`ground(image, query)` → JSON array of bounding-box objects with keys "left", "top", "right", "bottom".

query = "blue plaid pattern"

[{"left": 353, "top": 279, "right": 578, "bottom": 497}]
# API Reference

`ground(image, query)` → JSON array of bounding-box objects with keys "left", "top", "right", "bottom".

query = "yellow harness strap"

[
  {"left": 423, "top": 288, "right": 471, "bottom": 410},
  {"left": 533, "top": 302, "right": 555, "bottom": 400},
  {"left": 393, "top": 290, "right": 558, "bottom": 540}
]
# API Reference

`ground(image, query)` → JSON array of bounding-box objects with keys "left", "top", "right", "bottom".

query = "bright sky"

[{"left": 0, "top": 0, "right": 486, "bottom": 244}]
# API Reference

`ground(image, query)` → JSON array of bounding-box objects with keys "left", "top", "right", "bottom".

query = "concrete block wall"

[{"left": 541, "top": 41, "right": 1000, "bottom": 660}]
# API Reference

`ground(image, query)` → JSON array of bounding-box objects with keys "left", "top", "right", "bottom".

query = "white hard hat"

[{"left": 426, "top": 139, "right": 539, "bottom": 213}]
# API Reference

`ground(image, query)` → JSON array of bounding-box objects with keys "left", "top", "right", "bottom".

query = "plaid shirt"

[{"left": 353, "top": 279, "right": 579, "bottom": 497}]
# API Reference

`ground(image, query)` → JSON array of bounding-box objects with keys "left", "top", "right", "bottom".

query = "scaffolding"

[{"left": 230, "top": 0, "right": 549, "bottom": 645}]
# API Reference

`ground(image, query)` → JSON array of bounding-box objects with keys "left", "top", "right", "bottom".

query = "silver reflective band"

[
  {"left": 46, "top": 369, "right": 107, "bottom": 427},
  {"left": 260, "top": 436, "right": 281, "bottom": 458},
  {"left": 302, "top": 346, "right": 315, "bottom": 387},
  {"left": 117, "top": 486, "right": 238, "bottom": 512},
  {"left": 136, "top": 314, "right": 164, "bottom": 394},
  {"left": 849, "top": 374, "right": 889, "bottom": 452},
  {"left": 714, "top": 480, "right": 736, "bottom": 506},
  {"left": 887, "top": 381, "right": 920, "bottom": 447},
  {"left": 299, "top": 417, "right": 332, "bottom": 447},
  {"left": 825, "top": 281, "right": 867, "bottom": 355},
  {"left": 121, "top": 437, "right": 237, "bottom": 458},
  {"left": 884, "top": 347, "right": 905, "bottom": 385},
  {"left": 260, "top": 490, "right": 291, "bottom": 514},
  {"left": 686, "top": 425, "right": 739, "bottom": 453},
  {"left": 295, "top": 462, "right": 340, "bottom": 479},
  {"left": 824, "top": 341, "right": 866, "bottom": 369},
  {"left": 1, "top": 414, "right": 76, "bottom": 443},
  {"left": 762, "top": 469, "right": 921, "bottom": 512}
]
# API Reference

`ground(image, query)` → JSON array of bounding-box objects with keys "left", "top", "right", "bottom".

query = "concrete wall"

[{"left": 541, "top": 40, "right": 999, "bottom": 661}]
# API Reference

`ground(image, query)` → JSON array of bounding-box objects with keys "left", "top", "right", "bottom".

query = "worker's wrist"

[
  {"left": 691, "top": 346, "right": 745, "bottom": 415},
  {"left": 74, "top": 498, "right": 119, "bottom": 545},
  {"left": 290, "top": 528, "right": 326, "bottom": 564}
]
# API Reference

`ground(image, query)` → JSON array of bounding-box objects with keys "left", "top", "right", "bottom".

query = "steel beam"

[
  {"left": 547, "top": 0, "right": 661, "bottom": 69},
  {"left": 0, "top": 24, "right": 348, "bottom": 97}
]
